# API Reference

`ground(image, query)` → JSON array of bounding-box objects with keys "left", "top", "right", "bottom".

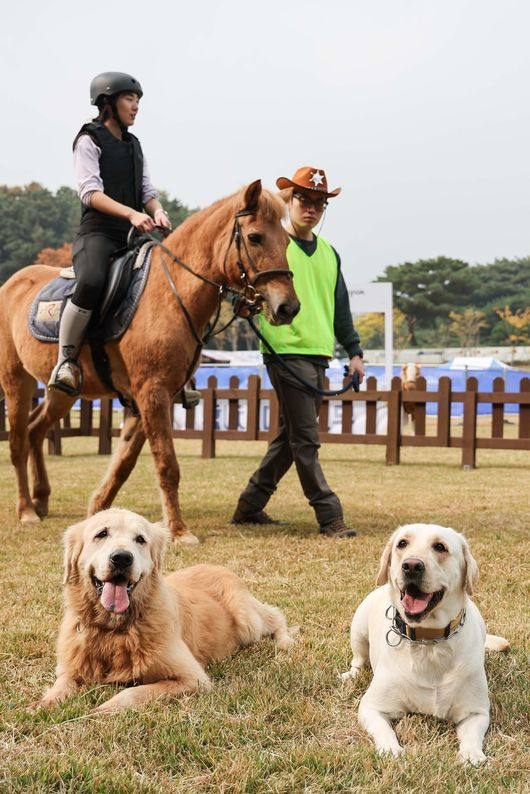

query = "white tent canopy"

[{"left": 448, "top": 356, "right": 512, "bottom": 370}]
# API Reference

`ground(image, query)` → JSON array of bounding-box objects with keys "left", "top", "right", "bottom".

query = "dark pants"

[
  {"left": 238, "top": 358, "right": 342, "bottom": 526},
  {"left": 71, "top": 232, "right": 125, "bottom": 311}
]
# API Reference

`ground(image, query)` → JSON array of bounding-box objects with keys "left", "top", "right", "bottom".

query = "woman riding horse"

[
  {"left": 49, "top": 71, "right": 172, "bottom": 394},
  {"left": 0, "top": 166, "right": 299, "bottom": 543}
]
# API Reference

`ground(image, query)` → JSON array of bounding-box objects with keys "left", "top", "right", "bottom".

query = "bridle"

[
  {"left": 139, "top": 210, "right": 293, "bottom": 386},
  {"left": 139, "top": 211, "right": 360, "bottom": 400}
]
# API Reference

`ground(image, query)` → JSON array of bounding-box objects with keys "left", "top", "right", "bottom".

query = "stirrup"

[
  {"left": 177, "top": 388, "right": 201, "bottom": 410},
  {"left": 48, "top": 359, "right": 83, "bottom": 397}
]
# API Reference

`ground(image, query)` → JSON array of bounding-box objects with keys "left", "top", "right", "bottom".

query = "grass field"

[{"left": 0, "top": 438, "right": 528, "bottom": 793}]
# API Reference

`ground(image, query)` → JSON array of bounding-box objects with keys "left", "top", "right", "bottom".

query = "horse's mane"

[{"left": 175, "top": 187, "right": 286, "bottom": 237}]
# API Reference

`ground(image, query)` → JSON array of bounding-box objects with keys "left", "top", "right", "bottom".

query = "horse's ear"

[{"left": 241, "top": 180, "right": 262, "bottom": 214}]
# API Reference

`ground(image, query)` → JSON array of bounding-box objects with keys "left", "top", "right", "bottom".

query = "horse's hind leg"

[
  {"left": 27, "top": 392, "right": 75, "bottom": 518},
  {"left": 88, "top": 413, "right": 147, "bottom": 515},
  {"left": 4, "top": 374, "right": 40, "bottom": 523}
]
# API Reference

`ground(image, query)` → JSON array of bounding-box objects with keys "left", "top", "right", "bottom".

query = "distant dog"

[
  {"left": 401, "top": 362, "right": 421, "bottom": 427},
  {"left": 341, "top": 523, "right": 509, "bottom": 764},
  {"left": 34, "top": 509, "right": 294, "bottom": 713}
]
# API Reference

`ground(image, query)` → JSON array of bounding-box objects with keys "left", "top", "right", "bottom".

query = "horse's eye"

[
  {"left": 433, "top": 542, "right": 447, "bottom": 553},
  {"left": 95, "top": 528, "right": 108, "bottom": 539},
  {"left": 135, "top": 535, "right": 146, "bottom": 545},
  {"left": 248, "top": 233, "right": 262, "bottom": 245},
  {"left": 397, "top": 539, "right": 408, "bottom": 549}
]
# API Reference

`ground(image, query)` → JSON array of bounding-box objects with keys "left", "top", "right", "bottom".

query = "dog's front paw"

[
  {"left": 459, "top": 749, "right": 487, "bottom": 766},
  {"left": 376, "top": 742, "right": 404, "bottom": 758},
  {"left": 26, "top": 699, "right": 51, "bottom": 713},
  {"left": 339, "top": 668, "right": 360, "bottom": 682}
]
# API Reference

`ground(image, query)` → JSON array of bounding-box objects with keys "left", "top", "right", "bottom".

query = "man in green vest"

[{"left": 232, "top": 166, "right": 365, "bottom": 538}]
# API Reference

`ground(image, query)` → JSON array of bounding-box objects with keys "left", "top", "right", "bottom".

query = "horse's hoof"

[
  {"left": 19, "top": 508, "right": 41, "bottom": 524},
  {"left": 173, "top": 531, "right": 200, "bottom": 546},
  {"left": 33, "top": 500, "right": 49, "bottom": 518}
]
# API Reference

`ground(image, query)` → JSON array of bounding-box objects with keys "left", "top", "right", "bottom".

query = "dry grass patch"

[{"left": 0, "top": 438, "right": 528, "bottom": 793}]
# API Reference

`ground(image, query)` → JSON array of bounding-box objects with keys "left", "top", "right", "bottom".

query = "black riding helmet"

[{"left": 90, "top": 72, "right": 143, "bottom": 107}]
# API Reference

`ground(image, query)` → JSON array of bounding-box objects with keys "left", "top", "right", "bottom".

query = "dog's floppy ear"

[
  {"left": 376, "top": 535, "right": 394, "bottom": 585},
  {"left": 149, "top": 522, "right": 171, "bottom": 570},
  {"left": 462, "top": 535, "right": 479, "bottom": 594},
  {"left": 62, "top": 520, "right": 86, "bottom": 584}
]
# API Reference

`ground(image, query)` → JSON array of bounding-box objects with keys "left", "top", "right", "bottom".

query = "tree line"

[{"left": 0, "top": 184, "right": 528, "bottom": 349}]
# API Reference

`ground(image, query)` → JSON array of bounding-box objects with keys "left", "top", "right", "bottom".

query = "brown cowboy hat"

[{"left": 276, "top": 166, "right": 341, "bottom": 198}]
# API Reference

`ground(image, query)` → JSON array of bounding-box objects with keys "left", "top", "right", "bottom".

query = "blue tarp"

[{"left": 194, "top": 364, "right": 530, "bottom": 417}]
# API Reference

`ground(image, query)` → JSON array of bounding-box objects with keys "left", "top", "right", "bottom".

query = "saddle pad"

[{"left": 28, "top": 247, "right": 153, "bottom": 343}]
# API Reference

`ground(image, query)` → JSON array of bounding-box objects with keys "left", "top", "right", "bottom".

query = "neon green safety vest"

[{"left": 259, "top": 235, "right": 337, "bottom": 356}]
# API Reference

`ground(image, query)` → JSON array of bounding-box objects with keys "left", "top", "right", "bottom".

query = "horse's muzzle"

[{"left": 273, "top": 297, "right": 300, "bottom": 325}]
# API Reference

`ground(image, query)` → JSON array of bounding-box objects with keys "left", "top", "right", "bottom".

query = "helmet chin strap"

[{"left": 107, "top": 98, "right": 129, "bottom": 135}]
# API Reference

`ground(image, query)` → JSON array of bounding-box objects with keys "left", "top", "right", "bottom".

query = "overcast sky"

[{"left": 2, "top": 0, "right": 529, "bottom": 284}]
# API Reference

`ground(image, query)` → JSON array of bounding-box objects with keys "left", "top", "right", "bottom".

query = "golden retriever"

[
  {"left": 34, "top": 508, "right": 294, "bottom": 713},
  {"left": 341, "top": 523, "right": 509, "bottom": 764}
]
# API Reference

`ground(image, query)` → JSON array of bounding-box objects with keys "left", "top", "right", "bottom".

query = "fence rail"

[{"left": 1, "top": 375, "right": 529, "bottom": 468}]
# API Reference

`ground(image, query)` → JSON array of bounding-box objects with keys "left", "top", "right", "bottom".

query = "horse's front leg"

[
  {"left": 28, "top": 391, "right": 74, "bottom": 518},
  {"left": 88, "top": 413, "right": 147, "bottom": 515},
  {"left": 135, "top": 382, "right": 199, "bottom": 546}
]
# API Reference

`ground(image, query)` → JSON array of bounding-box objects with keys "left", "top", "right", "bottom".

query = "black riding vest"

[{"left": 76, "top": 122, "right": 144, "bottom": 237}]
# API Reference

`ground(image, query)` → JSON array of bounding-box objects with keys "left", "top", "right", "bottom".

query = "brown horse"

[{"left": 0, "top": 181, "right": 299, "bottom": 545}]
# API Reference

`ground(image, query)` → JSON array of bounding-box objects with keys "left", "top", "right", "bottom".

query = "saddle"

[{"left": 29, "top": 238, "right": 154, "bottom": 343}]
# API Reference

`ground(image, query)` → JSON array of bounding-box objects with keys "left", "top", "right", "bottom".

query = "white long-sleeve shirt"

[{"left": 73, "top": 134, "right": 159, "bottom": 207}]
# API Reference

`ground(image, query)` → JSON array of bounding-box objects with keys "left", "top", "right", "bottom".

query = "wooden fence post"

[
  {"left": 491, "top": 376, "right": 505, "bottom": 438},
  {"left": 436, "top": 376, "right": 451, "bottom": 447},
  {"left": 202, "top": 375, "right": 217, "bottom": 459},
  {"left": 365, "top": 375, "right": 378, "bottom": 435},
  {"left": 462, "top": 377, "right": 478, "bottom": 469},
  {"left": 246, "top": 375, "right": 260, "bottom": 440},
  {"left": 386, "top": 377, "right": 401, "bottom": 465},
  {"left": 519, "top": 377, "right": 530, "bottom": 438},
  {"left": 98, "top": 398, "right": 113, "bottom": 455},
  {"left": 80, "top": 399, "right": 93, "bottom": 436}
]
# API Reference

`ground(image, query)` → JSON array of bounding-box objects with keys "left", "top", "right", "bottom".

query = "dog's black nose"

[
  {"left": 109, "top": 549, "right": 134, "bottom": 570},
  {"left": 402, "top": 557, "right": 425, "bottom": 576}
]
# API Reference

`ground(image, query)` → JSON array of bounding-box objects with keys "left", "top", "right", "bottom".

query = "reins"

[
  {"left": 137, "top": 215, "right": 359, "bottom": 399},
  {"left": 245, "top": 315, "right": 360, "bottom": 396}
]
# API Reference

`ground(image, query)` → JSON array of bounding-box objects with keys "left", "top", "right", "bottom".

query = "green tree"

[
  {"left": 376, "top": 257, "right": 477, "bottom": 345},
  {"left": 448, "top": 308, "right": 488, "bottom": 348},
  {"left": 0, "top": 183, "right": 194, "bottom": 284},
  {"left": 0, "top": 183, "right": 79, "bottom": 282}
]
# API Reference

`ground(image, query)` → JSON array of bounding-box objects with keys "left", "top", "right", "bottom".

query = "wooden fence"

[{"left": 1, "top": 375, "right": 529, "bottom": 468}]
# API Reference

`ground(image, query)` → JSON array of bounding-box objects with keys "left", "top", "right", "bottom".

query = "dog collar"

[{"left": 386, "top": 605, "right": 466, "bottom": 646}]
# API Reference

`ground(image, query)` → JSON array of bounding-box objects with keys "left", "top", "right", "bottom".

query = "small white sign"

[{"left": 348, "top": 282, "right": 393, "bottom": 385}]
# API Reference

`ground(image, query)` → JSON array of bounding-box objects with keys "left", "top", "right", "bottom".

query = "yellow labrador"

[
  {"left": 341, "top": 523, "right": 509, "bottom": 764},
  {"left": 34, "top": 509, "right": 294, "bottom": 713}
]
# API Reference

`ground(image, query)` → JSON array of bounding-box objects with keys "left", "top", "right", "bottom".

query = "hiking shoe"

[
  {"left": 231, "top": 508, "right": 283, "bottom": 525},
  {"left": 48, "top": 360, "right": 81, "bottom": 397},
  {"left": 319, "top": 517, "right": 357, "bottom": 538}
]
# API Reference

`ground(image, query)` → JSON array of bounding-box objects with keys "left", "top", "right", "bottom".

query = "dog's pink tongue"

[
  {"left": 402, "top": 591, "right": 431, "bottom": 615},
  {"left": 100, "top": 581, "right": 129, "bottom": 614}
]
